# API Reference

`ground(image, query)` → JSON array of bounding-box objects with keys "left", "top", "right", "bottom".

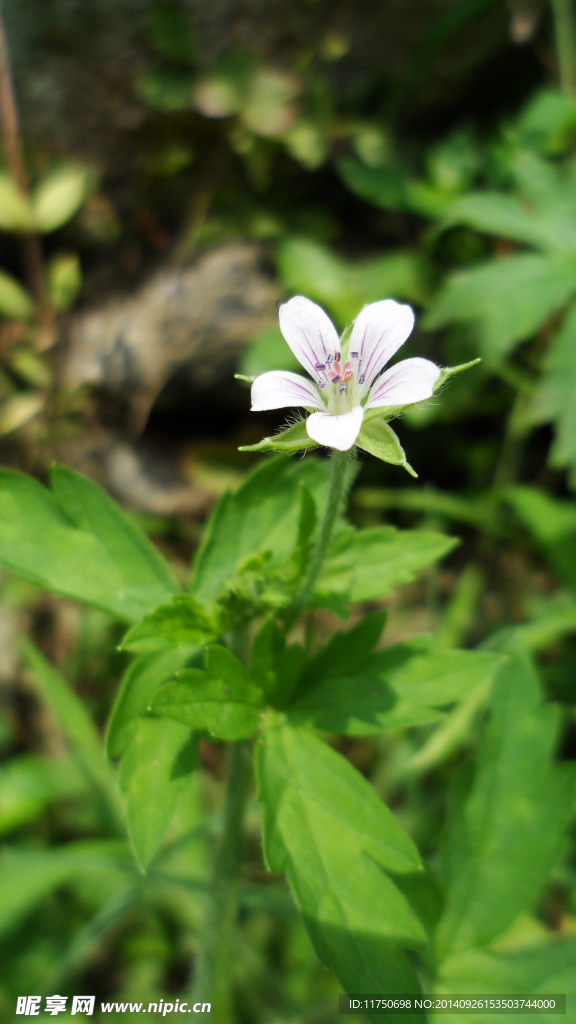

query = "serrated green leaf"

[
  {"left": 190, "top": 456, "right": 330, "bottom": 610},
  {"left": 425, "top": 253, "right": 576, "bottom": 364},
  {"left": 438, "top": 940, "right": 576, "bottom": 1009},
  {"left": 120, "top": 595, "right": 217, "bottom": 653},
  {"left": 249, "top": 617, "right": 303, "bottom": 704},
  {"left": 0, "top": 269, "right": 34, "bottom": 319},
  {"left": 106, "top": 648, "right": 198, "bottom": 759},
  {"left": 153, "top": 644, "right": 264, "bottom": 740},
  {"left": 239, "top": 419, "right": 316, "bottom": 453},
  {"left": 357, "top": 418, "right": 415, "bottom": 475},
  {"left": 32, "top": 166, "right": 88, "bottom": 233},
  {"left": 290, "top": 637, "right": 502, "bottom": 735},
  {"left": 119, "top": 717, "right": 198, "bottom": 868},
  {"left": 317, "top": 525, "right": 457, "bottom": 604},
  {"left": 436, "top": 643, "right": 576, "bottom": 960},
  {"left": 0, "top": 467, "right": 176, "bottom": 621},
  {"left": 256, "top": 719, "right": 426, "bottom": 999}
]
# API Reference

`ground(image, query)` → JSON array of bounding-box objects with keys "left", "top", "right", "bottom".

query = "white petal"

[
  {"left": 279, "top": 296, "right": 340, "bottom": 380},
  {"left": 349, "top": 299, "right": 415, "bottom": 395},
  {"left": 306, "top": 406, "right": 364, "bottom": 451},
  {"left": 251, "top": 370, "right": 323, "bottom": 411},
  {"left": 366, "top": 357, "right": 440, "bottom": 409}
]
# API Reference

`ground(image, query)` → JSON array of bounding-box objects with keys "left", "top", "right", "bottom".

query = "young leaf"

[
  {"left": 120, "top": 596, "right": 217, "bottom": 653},
  {"left": 190, "top": 456, "right": 330, "bottom": 609},
  {"left": 317, "top": 525, "right": 457, "bottom": 604},
  {"left": 290, "top": 638, "right": 502, "bottom": 735},
  {"left": 106, "top": 648, "right": 198, "bottom": 759},
  {"left": 152, "top": 645, "right": 265, "bottom": 740},
  {"left": 436, "top": 642, "right": 576, "bottom": 961},
  {"left": 256, "top": 718, "right": 426, "bottom": 1002},
  {"left": 239, "top": 419, "right": 316, "bottom": 453},
  {"left": 249, "top": 617, "right": 303, "bottom": 703},
  {"left": 0, "top": 467, "right": 175, "bottom": 621},
  {"left": 0, "top": 172, "right": 35, "bottom": 231},
  {"left": 32, "top": 166, "right": 88, "bottom": 233},
  {"left": 119, "top": 717, "right": 198, "bottom": 868},
  {"left": 356, "top": 418, "right": 416, "bottom": 476}
]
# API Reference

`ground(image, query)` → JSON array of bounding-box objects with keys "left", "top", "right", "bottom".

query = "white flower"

[{"left": 250, "top": 296, "right": 441, "bottom": 451}]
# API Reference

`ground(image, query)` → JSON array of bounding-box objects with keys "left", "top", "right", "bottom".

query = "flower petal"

[
  {"left": 306, "top": 406, "right": 364, "bottom": 451},
  {"left": 251, "top": 370, "right": 323, "bottom": 411},
  {"left": 366, "top": 357, "right": 440, "bottom": 409},
  {"left": 349, "top": 299, "right": 415, "bottom": 395},
  {"left": 279, "top": 296, "right": 340, "bottom": 380}
]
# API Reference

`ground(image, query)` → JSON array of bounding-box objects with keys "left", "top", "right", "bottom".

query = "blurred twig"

[{"left": 0, "top": 1, "right": 49, "bottom": 328}]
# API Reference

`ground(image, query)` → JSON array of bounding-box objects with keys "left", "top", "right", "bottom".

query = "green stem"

[
  {"left": 285, "top": 449, "right": 349, "bottom": 628},
  {"left": 551, "top": 0, "right": 576, "bottom": 96},
  {"left": 192, "top": 741, "right": 252, "bottom": 1020}
]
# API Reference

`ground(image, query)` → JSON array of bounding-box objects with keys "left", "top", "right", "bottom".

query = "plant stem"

[
  {"left": 551, "top": 0, "right": 576, "bottom": 96},
  {"left": 192, "top": 740, "right": 252, "bottom": 1021},
  {"left": 285, "top": 449, "right": 349, "bottom": 628},
  {"left": 0, "top": 2, "right": 49, "bottom": 324}
]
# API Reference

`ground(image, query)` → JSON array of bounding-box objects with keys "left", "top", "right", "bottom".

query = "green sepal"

[
  {"left": 356, "top": 418, "right": 417, "bottom": 477},
  {"left": 239, "top": 419, "right": 317, "bottom": 453},
  {"left": 120, "top": 595, "right": 218, "bottom": 653},
  {"left": 234, "top": 373, "right": 255, "bottom": 384},
  {"left": 434, "top": 359, "right": 481, "bottom": 391}
]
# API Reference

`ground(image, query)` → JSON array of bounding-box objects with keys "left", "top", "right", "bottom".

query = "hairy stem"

[
  {"left": 0, "top": 3, "right": 49, "bottom": 324},
  {"left": 285, "top": 449, "right": 349, "bottom": 627},
  {"left": 551, "top": 0, "right": 576, "bottom": 96},
  {"left": 193, "top": 741, "right": 252, "bottom": 1021}
]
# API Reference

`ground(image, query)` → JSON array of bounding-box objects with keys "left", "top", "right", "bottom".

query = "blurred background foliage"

[{"left": 2, "top": 0, "right": 576, "bottom": 1021}]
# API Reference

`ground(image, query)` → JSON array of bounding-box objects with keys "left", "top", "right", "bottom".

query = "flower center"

[{"left": 314, "top": 352, "right": 364, "bottom": 413}]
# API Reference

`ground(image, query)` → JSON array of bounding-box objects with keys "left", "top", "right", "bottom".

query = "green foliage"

[
  {"left": 357, "top": 418, "right": 416, "bottom": 476},
  {"left": 256, "top": 716, "right": 426, "bottom": 1004},
  {"left": 119, "top": 716, "right": 198, "bottom": 867},
  {"left": 32, "top": 166, "right": 89, "bottom": 233},
  {"left": 0, "top": 466, "right": 176, "bottom": 621},
  {"left": 0, "top": 755, "right": 86, "bottom": 836},
  {"left": 0, "top": 269, "right": 34, "bottom": 319},
  {"left": 238, "top": 419, "right": 317, "bottom": 454},
  {"left": 152, "top": 644, "right": 265, "bottom": 740},
  {"left": 436, "top": 641, "right": 576, "bottom": 961},
  {"left": 529, "top": 302, "right": 576, "bottom": 487},
  {"left": 120, "top": 595, "right": 217, "bottom": 653},
  {"left": 504, "top": 486, "right": 576, "bottom": 591},
  {"left": 45, "top": 251, "right": 82, "bottom": 312}
]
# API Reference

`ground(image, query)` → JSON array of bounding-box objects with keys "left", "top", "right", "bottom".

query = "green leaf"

[
  {"left": 256, "top": 719, "right": 426, "bottom": 1002},
  {"left": 336, "top": 158, "right": 407, "bottom": 212},
  {"left": 32, "top": 166, "right": 89, "bottom": 233},
  {"left": 106, "top": 648, "right": 198, "bottom": 759},
  {"left": 290, "top": 634, "right": 502, "bottom": 735},
  {"left": 239, "top": 419, "right": 317, "bottom": 453},
  {"left": 190, "top": 456, "right": 330, "bottom": 610},
  {"left": 276, "top": 236, "right": 426, "bottom": 327},
  {"left": 0, "top": 269, "right": 34, "bottom": 319},
  {"left": 517, "top": 88, "right": 576, "bottom": 155},
  {"left": 46, "top": 251, "right": 82, "bottom": 312},
  {"left": 436, "top": 643, "right": 576, "bottom": 960},
  {"left": 443, "top": 192, "right": 562, "bottom": 252},
  {"left": 238, "top": 326, "right": 301, "bottom": 378},
  {"left": 0, "top": 467, "right": 176, "bottom": 621},
  {"left": 137, "top": 66, "right": 196, "bottom": 111},
  {"left": 119, "top": 716, "right": 198, "bottom": 868},
  {"left": 249, "top": 617, "right": 303, "bottom": 703},
  {"left": 504, "top": 485, "right": 576, "bottom": 590},
  {"left": 0, "top": 840, "right": 130, "bottom": 936},
  {"left": 120, "top": 596, "right": 217, "bottom": 653},
  {"left": 0, "top": 172, "right": 35, "bottom": 231},
  {"left": 357, "top": 418, "right": 416, "bottom": 475},
  {"left": 317, "top": 525, "right": 457, "bottom": 604},
  {"left": 152, "top": 644, "right": 265, "bottom": 740},
  {"left": 529, "top": 300, "right": 576, "bottom": 488},
  {"left": 0, "top": 755, "right": 87, "bottom": 836},
  {"left": 438, "top": 939, "right": 576, "bottom": 1006},
  {"left": 22, "top": 638, "right": 124, "bottom": 830},
  {"left": 424, "top": 253, "right": 576, "bottom": 364}
]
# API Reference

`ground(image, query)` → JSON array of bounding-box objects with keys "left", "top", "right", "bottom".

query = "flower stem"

[
  {"left": 551, "top": 0, "right": 576, "bottom": 96},
  {"left": 192, "top": 740, "right": 252, "bottom": 1022},
  {"left": 285, "top": 449, "right": 349, "bottom": 627}
]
